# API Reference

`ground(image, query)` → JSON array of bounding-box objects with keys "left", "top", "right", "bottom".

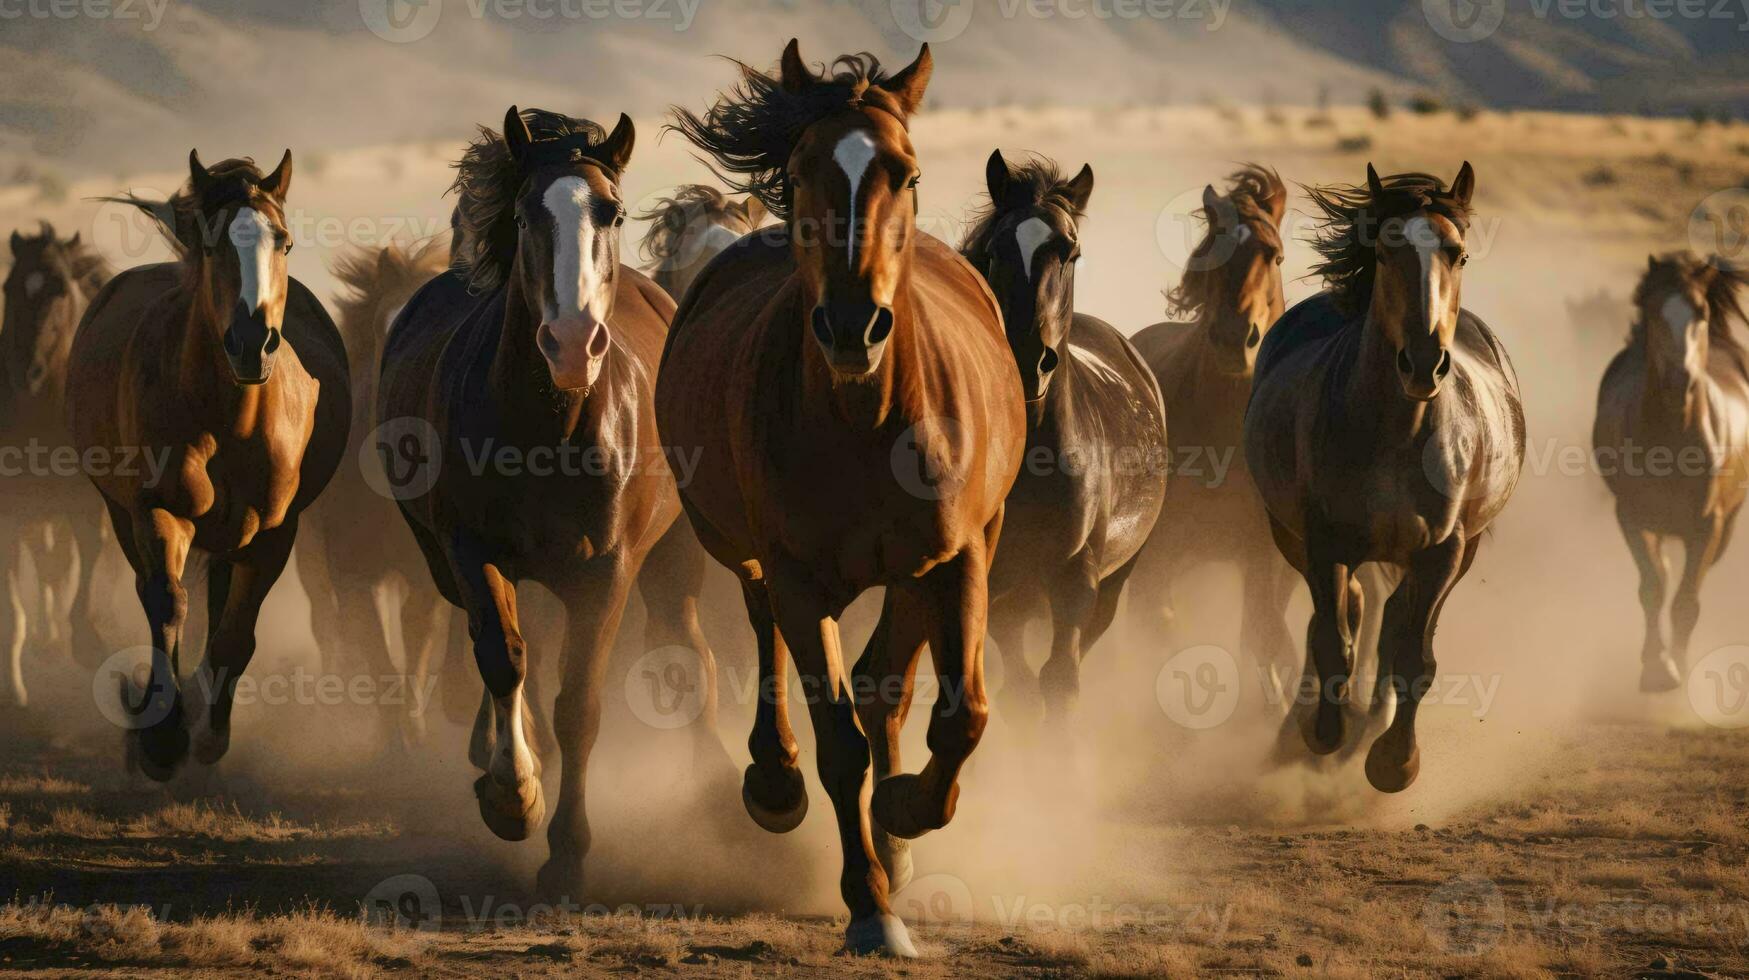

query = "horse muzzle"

[
  {"left": 223, "top": 304, "right": 282, "bottom": 386},
  {"left": 1395, "top": 345, "right": 1450, "bottom": 402},
  {"left": 538, "top": 314, "right": 611, "bottom": 391},
  {"left": 811, "top": 301, "right": 894, "bottom": 377}
]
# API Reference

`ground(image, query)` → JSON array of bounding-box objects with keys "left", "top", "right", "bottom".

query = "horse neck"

[
  {"left": 1637, "top": 333, "right": 1711, "bottom": 432},
  {"left": 488, "top": 270, "right": 596, "bottom": 439}
]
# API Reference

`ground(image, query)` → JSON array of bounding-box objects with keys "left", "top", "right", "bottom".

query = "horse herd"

[{"left": 2, "top": 39, "right": 1744, "bottom": 956}]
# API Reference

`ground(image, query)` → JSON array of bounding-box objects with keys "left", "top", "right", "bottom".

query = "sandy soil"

[{"left": 3, "top": 103, "right": 1749, "bottom": 977}]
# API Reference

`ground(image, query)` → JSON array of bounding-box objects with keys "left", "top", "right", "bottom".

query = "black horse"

[{"left": 960, "top": 151, "right": 1169, "bottom": 728}]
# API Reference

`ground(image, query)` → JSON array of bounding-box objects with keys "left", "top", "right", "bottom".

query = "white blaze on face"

[
  {"left": 1016, "top": 217, "right": 1053, "bottom": 281},
  {"left": 228, "top": 208, "right": 279, "bottom": 314},
  {"left": 542, "top": 176, "right": 612, "bottom": 324},
  {"left": 1660, "top": 293, "right": 1708, "bottom": 377},
  {"left": 833, "top": 130, "right": 878, "bottom": 270},
  {"left": 1405, "top": 216, "right": 1445, "bottom": 335},
  {"left": 23, "top": 272, "right": 43, "bottom": 298}
]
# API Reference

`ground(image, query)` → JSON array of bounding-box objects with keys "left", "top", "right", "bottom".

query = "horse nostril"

[
  {"left": 1038, "top": 347, "right": 1060, "bottom": 376},
  {"left": 1433, "top": 349, "right": 1451, "bottom": 379},
  {"left": 263, "top": 330, "right": 282, "bottom": 355},
  {"left": 1396, "top": 348, "right": 1413, "bottom": 377},
  {"left": 223, "top": 329, "right": 242, "bottom": 357},
  {"left": 1246, "top": 324, "right": 1262, "bottom": 349},
  {"left": 811, "top": 307, "right": 832, "bottom": 346},
  {"left": 865, "top": 307, "right": 893, "bottom": 345}
]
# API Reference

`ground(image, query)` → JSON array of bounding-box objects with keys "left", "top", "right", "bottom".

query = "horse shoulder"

[{"left": 913, "top": 231, "right": 1004, "bottom": 347}]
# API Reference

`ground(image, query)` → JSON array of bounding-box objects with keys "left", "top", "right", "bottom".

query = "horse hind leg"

[
  {"left": 5, "top": 541, "right": 28, "bottom": 708},
  {"left": 1618, "top": 510, "right": 1676, "bottom": 692},
  {"left": 988, "top": 594, "right": 1039, "bottom": 733},
  {"left": 1666, "top": 521, "right": 1726, "bottom": 690},
  {"left": 1365, "top": 535, "right": 1469, "bottom": 793},
  {"left": 1038, "top": 565, "right": 1098, "bottom": 727},
  {"left": 189, "top": 519, "right": 298, "bottom": 767},
  {"left": 67, "top": 509, "right": 109, "bottom": 669}
]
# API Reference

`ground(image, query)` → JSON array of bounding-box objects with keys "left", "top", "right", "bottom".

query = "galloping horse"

[
  {"left": 1244, "top": 164, "right": 1523, "bottom": 792},
  {"left": 71, "top": 151, "right": 351, "bottom": 778},
  {"left": 296, "top": 239, "right": 452, "bottom": 745},
  {"left": 1128, "top": 167, "right": 1296, "bottom": 696},
  {"left": 959, "top": 151, "right": 1166, "bottom": 728},
  {"left": 2, "top": 223, "right": 113, "bottom": 705},
  {"left": 379, "top": 108, "right": 730, "bottom": 899},
  {"left": 637, "top": 184, "right": 766, "bottom": 302},
  {"left": 1594, "top": 253, "right": 1749, "bottom": 691},
  {"left": 664, "top": 41, "right": 1024, "bottom": 955}
]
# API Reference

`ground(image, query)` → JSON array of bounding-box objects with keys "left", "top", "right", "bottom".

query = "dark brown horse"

[
  {"left": 637, "top": 184, "right": 766, "bottom": 303},
  {"left": 379, "top": 108, "right": 730, "bottom": 900},
  {"left": 663, "top": 41, "right": 1024, "bottom": 955},
  {"left": 959, "top": 151, "right": 1166, "bottom": 728},
  {"left": 1128, "top": 167, "right": 1296, "bottom": 698},
  {"left": 1594, "top": 253, "right": 1749, "bottom": 691},
  {"left": 1244, "top": 164, "right": 1523, "bottom": 793},
  {"left": 70, "top": 151, "right": 351, "bottom": 778},
  {"left": 2, "top": 223, "right": 113, "bottom": 706},
  {"left": 295, "top": 239, "right": 453, "bottom": 745}
]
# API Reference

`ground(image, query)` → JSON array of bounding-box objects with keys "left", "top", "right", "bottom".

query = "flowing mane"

[
  {"left": 1630, "top": 251, "right": 1749, "bottom": 375},
  {"left": 637, "top": 184, "right": 752, "bottom": 267},
  {"left": 1166, "top": 165, "right": 1284, "bottom": 319},
  {"left": 1305, "top": 170, "right": 1471, "bottom": 315},
  {"left": 94, "top": 158, "right": 270, "bottom": 263},
  {"left": 448, "top": 108, "right": 608, "bottom": 293},
  {"left": 330, "top": 238, "right": 449, "bottom": 355},
  {"left": 668, "top": 53, "right": 901, "bottom": 219},
  {"left": 958, "top": 155, "right": 1085, "bottom": 272}
]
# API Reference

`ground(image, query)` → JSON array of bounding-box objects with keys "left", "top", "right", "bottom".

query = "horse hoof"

[
  {"left": 876, "top": 832, "right": 914, "bottom": 893},
  {"left": 741, "top": 764, "right": 807, "bottom": 833},
  {"left": 535, "top": 855, "right": 586, "bottom": 905},
  {"left": 1640, "top": 658, "right": 1682, "bottom": 693},
  {"left": 130, "top": 723, "right": 189, "bottom": 783},
  {"left": 843, "top": 914, "right": 918, "bottom": 958},
  {"left": 1364, "top": 736, "right": 1420, "bottom": 793},
  {"left": 473, "top": 773, "right": 545, "bottom": 841},
  {"left": 1298, "top": 701, "right": 1345, "bottom": 756},
  {"left": 871, "top": 773, "right": 948, "bottom": 841}
]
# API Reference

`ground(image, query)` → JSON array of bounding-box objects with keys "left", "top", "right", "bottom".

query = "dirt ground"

[{"left": 5, "top": 103, "right": 1749, "bottom": 977}]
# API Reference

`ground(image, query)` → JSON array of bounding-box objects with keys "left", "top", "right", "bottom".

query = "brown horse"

[
  {"left": 1128, "top": 167, "right": 1296, "bottom": 698},
  {"left": 959, "top": 151, "right": 1167, "bottom": 728},
  {"left": 1244, "top": 163, "right": 1523, "bottom": 793},
  {"left": 1594, "top": 253, "right": 1749, "bottom": 691},
  {"left": 379, "top": 107, "right": 730, "bottom": 900},
  {"left": 2, "top": 223, "right": 114, "bottom": 705},
  {"left": 70, "top": 151, "right": 351, "bottom": 779},
  {"left": 663, "top": 41, "right": 1024, "bottom": 955},
  {"left": 637, "top": 184, "right": 766, "bottom": 302},
  {"left": 295, "top": 239, "right": 453, "bottom": 745}
]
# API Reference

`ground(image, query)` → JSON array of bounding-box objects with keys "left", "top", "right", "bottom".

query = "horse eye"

[
  {"left": 907, "top": 174, "right": 921, "bottom": 189},
  {"left": 514, "top": 213, "right": 527, "bottom": 229}
]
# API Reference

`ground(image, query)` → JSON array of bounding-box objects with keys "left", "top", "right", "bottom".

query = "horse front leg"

[
  {"left": 1616, "top": 506, "right": 1674, "bottom": 691},
  {"left": 1365, "top": 534, "right": 1468, "bottom": 793},
  {"left": 852, "top": 588, "right": 927, "bottom": 895},
  {"left": 1668, "top": 519, "right": 1725, "bottom": 688},
  {"left": 4, "top": 535, "right": 27, "bottom": 707},
  {"left": 536, "top": 555, "right": 634, "bottom": 903},
  {"left": 738, "top": 578, "right": 806, "bottom": 832},
  {"left": 126, "top": 506, "right": 194, "bottom": 780},
  {"left": 400, "top": 584, "right": 450, "bottom": 744},
  {"left": 1295, "top": 531, "right": 1353, "bottom": 756},
  {"left": 188, "top": 518, "right": 296, "bottom": 767},
  {"left": 451, "top": 542, "right": 545, "bottom": 842},
  {"left": 67, "top": 508, "right": 109, "bottom": 669},
  {"left": 766, "top": 564, "right": 910, "bottom": 957},
  {"left": 1039, "top": 558, "right": 1098, "bottom": 727}
]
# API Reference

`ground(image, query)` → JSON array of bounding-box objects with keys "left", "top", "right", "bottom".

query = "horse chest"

[{"left": 173, "top": 434, "right": 302, "bottom": 550}]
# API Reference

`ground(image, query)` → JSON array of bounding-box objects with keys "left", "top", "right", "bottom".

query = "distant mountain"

[{"left": 1, "top": 0, "right": 1743, "bottom": 174}]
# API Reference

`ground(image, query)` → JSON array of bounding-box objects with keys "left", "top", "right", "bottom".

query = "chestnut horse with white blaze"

[
  {"left": 379, "top": 108, "right": 732, "bottom": 900},
  {"left": 1128, "top": 167, "right": 1298, "bottom": 698},
  {"left": 960, "top": 151, "right": 1167, "bottom": 729},
  {"left": 1244, "top": 163, "right": 1523, "bottom": 793},
  {"left": 1594, "top": 253, "right": 1749, "bottom": 692},
  {"left": 70, "top": 150, "right": 351, "bottom": 779},
  {"left": 664, "top": 41, "right": 1024, "bottom": 955}
]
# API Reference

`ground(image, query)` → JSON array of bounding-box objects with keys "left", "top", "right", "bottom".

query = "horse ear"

[
  {"left": 1649, "top": 254, "right": 1659, "bottom": 273},
  {"left": 743, "top": 196, "right": 767, "bottom": 227},
  {"left": 880, "top": 44, "right": 932, "bottom": 116},
  {"left": 502, "top": 106, "right": 532, "bottom": 166},
  {"left": 1263, "top": 177, "right": 1288, "bottom": 225},
  {"left": 9, "top": 230, "right": 22, "bottom": 255},
  {"left": 597, "top": 113, "right": 636, "bottom": 175},
  {"left": 65, "top": 231, "right": 80, "bottom": 249},
  {"left": 985, "top": 149, "right": 1012, "bottom": 206},
  {"left": 188, "top": 148, "right": 215, "bottom": 200},
  {"left": 259, "top": 149, "right": 293, "bottom": 201},
  {"left": 1365, "top": 162, "right": 1385, "bottom": 200},
  {"left": 1201, "top": 183, "right": 1222, "bottom": 220},
  {"left": 779, "top": 38, "right": 811, "bottom": 94},
  {"left": 1450, "top": 160, "right": 1475, "bottom": 208},
  {"left": 1064, "top": 163, "right": 1094, "bottom": 213}
]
